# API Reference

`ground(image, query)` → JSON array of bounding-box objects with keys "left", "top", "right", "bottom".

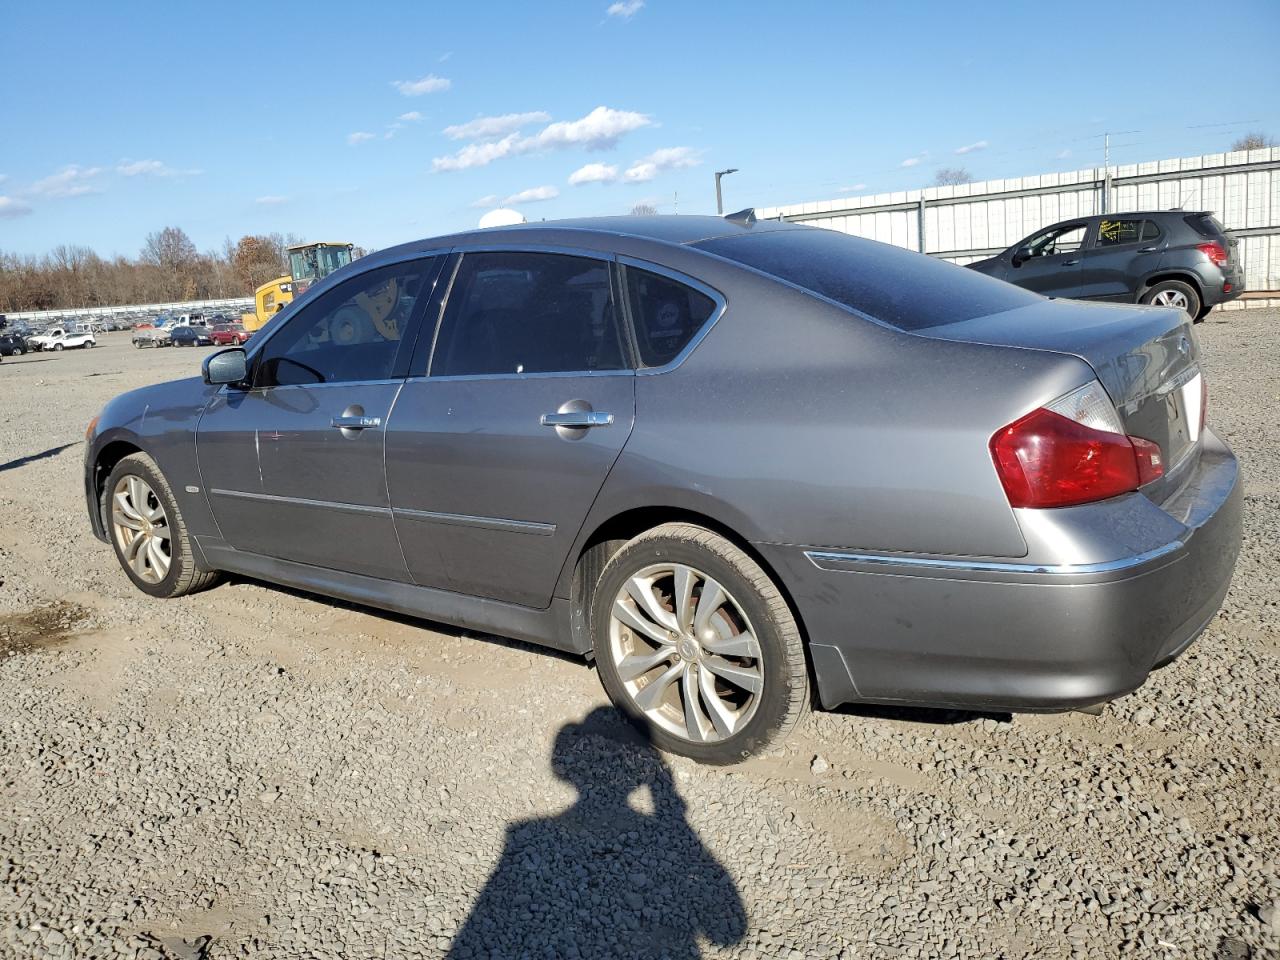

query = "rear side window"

[
  {"left": 1141, "top": 220, "right": 1162, "bottom": 242},
  {"left": 431, "top": 251, "right": 626, "bottom": 376},
  {"left": 697, "top": 228, "right": 1038, "bottom": 331},
  {"left": 1096, "top": 219, "right": 1144, "bottom": 246},
  {"left": 624, "top": 267, "right": 718, "bottom": 367},
  {"left": 1184, "top": 213, "right": 1226, "bottom": 239}
]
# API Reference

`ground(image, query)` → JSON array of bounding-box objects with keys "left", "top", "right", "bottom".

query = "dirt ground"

[{"left": 0, "top": 314, "right": 1277, "bottom": 960}]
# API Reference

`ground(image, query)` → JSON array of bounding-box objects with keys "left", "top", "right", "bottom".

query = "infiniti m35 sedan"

[{"left": 85, "top": 216, "right": 1241, "bottom": 763}]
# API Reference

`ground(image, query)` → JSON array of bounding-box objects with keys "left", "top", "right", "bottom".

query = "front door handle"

[
  {"left": 540, "top": 411, "right": 614, "bottom": 428},
  {"left": 331, "top": 415, "right": 381, "bottom": 430}
]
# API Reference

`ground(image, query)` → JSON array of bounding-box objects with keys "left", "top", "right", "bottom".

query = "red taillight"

[
  {"left": 990, "top": 408, "right": 1164, "bottom": 508},
  {"left": 1197, "top": 242, "right": 1227, "bottom": 267}
]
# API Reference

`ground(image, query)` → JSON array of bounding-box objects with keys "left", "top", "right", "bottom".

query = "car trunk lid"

[{"left": 918, "top": 299, "right": 1203, "bottom": 500}]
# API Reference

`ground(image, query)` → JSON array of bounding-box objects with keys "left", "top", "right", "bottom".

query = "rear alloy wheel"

[
  {"left": 591, "top": 523, "right": 809, "bottom": 763},
  {"left": 1142, "top": 280, "right": 1200, "bottom": 320},
  {"left": 104, "top": 453, "right": 219, "bottom": 598},
  {"left": 54, "top": 343, "right": 64, "bottom": 351}
]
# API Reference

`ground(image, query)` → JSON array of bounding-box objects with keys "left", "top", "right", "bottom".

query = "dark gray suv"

[{"left": 968, "top": 211, "right": 1243, "bottom": 321}]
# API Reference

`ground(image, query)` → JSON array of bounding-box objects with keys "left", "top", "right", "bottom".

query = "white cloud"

[
  {"left": 532, "top": 106, "right": 651, "bottom": 151},
  {"left": 255, "top": 195, "right": 288, "bottom": 205},
  {"left": 444, "top": 111, "right": 551, "bottom": 142},
  {"left": 433, "top": 134, "right": 523, "bottom": 172},
  {"left": 433, "top": 106, "right": 651, "bottom": 172},
  {"left": 954, "top": 140, "right": 988, "bottom": 155},
  {"left": 28, "top": 165, "right": 103, "bottom": 198},
  {"left": 393, "top": 74, "right": 451, "bottom": 96},
  {"left": 439, "top": 51, "right": 453, "bottom": 62},
  {"left": 1056, "top": 148, "right": 1072, "bottom": 160},
  {"left": 623, "top": 146, "right": 702, "bottom": 183},
  {"left": 607, "top": 0, "right": 644, "bottom": 18},
  {"left": 502, "top": 185, "right": 559, "bottom": 205},
  {"left": 0, "top": 196, "right": 33, "bottom": 219},
  {"left": 837, "top": 183, "right": 867, "bottom": 194},
  {"left": 398, "top": 111, "right": 424, "bottom": 122},
  {"left": 900, "top": 156, "right": 922, "bottom": 168},
  {"left": 116, "top": 158, "right": 201, "bottom": 177},
  {"left": 347, "top": 131, "right": 376, "bottom": 145},
  {"left": 470, "top": 194, "right": 501, "bottom": 208},
  {"left": 568, "top": 162, "right": 619, "bottom": 186}
]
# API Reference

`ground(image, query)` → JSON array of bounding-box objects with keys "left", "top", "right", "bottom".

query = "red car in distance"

[{"left": 209, "top": 323, "right": 251, "bottom": 346}]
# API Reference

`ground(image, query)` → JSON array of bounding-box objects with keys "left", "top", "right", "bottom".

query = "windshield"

[
  {"left": 317, "top": 245, "right": 352, "bottom": 275},
  {"left": 290, "top": 249, "right": 321, "bottom": 282}
]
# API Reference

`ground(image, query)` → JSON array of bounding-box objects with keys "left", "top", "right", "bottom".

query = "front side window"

[
  {"left": 624, "top": 267, "right": 718, "bottom": 368},
  {"left": 430, "top": 251, "right": 625, "bottom": 377},
  {"left": 1025, "top": 223, "right": 1087, "bottom": 257},
  {"left": 1095, "top": 219, "right": 1144, "bottom": 247},
  {"left": 254, "top": 260, "right": 434, "bottom": 388}
]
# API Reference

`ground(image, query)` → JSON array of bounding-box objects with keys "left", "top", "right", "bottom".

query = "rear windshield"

[
  {"left": 696, "top": 228, "right": 1038, "bottom": 331},
  {"left": 1184, "top": 213, "right": 1226, "bottom": 238}
]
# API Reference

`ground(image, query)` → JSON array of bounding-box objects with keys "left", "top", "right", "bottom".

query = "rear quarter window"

[
  {"left": 696, "top": 227, "right": 1038, "bottom": 331},
  {"left": 1183, "top": 214, "right": 1226, "bottom": 238}
]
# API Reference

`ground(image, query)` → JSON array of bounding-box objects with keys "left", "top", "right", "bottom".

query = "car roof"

[{"left": 367, "top": 214, "right": 806, "bottom": 263}]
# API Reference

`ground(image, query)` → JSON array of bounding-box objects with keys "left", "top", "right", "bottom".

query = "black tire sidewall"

[
  {"left": 591, "top": 535, "right": 799, "bottom": 764},
  {"left": 103, "top": 456, "right": 192, "bottom": 598},
  {"left": 1143, "top": 280, "right": 1200, "bottom": 320}
]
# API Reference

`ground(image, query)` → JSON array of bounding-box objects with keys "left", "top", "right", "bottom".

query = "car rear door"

[
  {"left": 196, "top": 256, "right": 444, "bottom": 581},
  {"left": 1078, "top": 217, "right": 1166, "bottom": 301},
  {"left": 1005, "top": 221, "right": 1087, "bottom": 298},
  {"left": 384, "top": 249, "right": 636, "bottom": 608}
]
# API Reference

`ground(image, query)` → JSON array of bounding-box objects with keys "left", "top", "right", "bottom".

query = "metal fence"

[
  {"left": 758, "top": 146, "right": 1280, "bottom": 299},
  {"left": 4, "top": 297, "right": 254, "bottom": 325}
]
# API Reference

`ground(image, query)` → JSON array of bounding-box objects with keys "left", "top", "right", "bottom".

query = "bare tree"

[
  {"left": 1231, "top": 132, "right": 1275, "bottom": 151},
  {"left": 232, "top": 235, "right": 289, "bottom": 292},
  {"left": 140, "top": 226, "right": 198, "bottom": 271},
  {"left": 630, "top": 203, "right": 658, "bottom": 216},
  {"left": 932, "top": 167, "right": 975, "bottom": 186}
]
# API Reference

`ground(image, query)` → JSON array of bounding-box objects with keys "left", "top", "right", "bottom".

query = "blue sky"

[{"left": 2, "top": 0, "right": 1278, "bottom": 258}]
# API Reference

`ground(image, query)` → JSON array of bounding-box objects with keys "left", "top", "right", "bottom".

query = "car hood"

[
  {"left": 966, "top": 255, "right": 1001, "bottom": 274},
  {"left": 97, "top": 376, "right": 214, "bottom": 433}
]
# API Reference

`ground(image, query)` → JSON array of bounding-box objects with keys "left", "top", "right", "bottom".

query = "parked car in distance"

[
  {"left": 209, "top": 323, "right": 251, "bottom": 346},
  {"left": 0, "top": 334, "right": 30, "bottom": 356},
  {"left": 132, "top": 327, "right": 172, "bottom": 348},
  {"left": 169, "top": 325, "right": 214, "bottom": 347},
  {"left": 84, "top": 216, "right": 1242, "bottom": 763},
  {"left": 30, "top": 327, "right": 96, "bottom": 351},
  {"left": 968, "top": 211, "right": 1242, "bottom": 322}
]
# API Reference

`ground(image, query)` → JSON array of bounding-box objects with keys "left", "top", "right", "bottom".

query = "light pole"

[{"left": 715, "top": 168, "right": 739, "bottom": 215}]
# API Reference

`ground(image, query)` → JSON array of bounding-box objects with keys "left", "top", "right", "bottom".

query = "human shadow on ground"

[
  {"left": 447, "top": 707, "right": 746, "bottom": 960},
  {"left": 0, "top": 441, "right": 80, "bottom": 473}
]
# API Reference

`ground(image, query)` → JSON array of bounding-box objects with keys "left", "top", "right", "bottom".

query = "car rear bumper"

[{"left": 757, "top": 429, "right": 1242, "bottom": 712}]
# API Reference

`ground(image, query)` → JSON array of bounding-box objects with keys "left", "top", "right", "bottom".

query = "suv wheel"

[
  {"left": 1142, "top": 280, "right": 1201, "bottom": 320},
  {"left": 103, "top": 453, "right": 220, "bottom": 598},
  {"left": 590, "top": 523, "right": 809, "bottom": 764}
]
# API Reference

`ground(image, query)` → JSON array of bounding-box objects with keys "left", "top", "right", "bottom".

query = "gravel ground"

[{"left": 0, "top": 314, "right": 1277, "bottom": 960}]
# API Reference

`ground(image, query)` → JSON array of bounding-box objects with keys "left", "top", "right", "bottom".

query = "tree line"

[{"left": 0, "top": 227, "right": 309, "bottom": 313}]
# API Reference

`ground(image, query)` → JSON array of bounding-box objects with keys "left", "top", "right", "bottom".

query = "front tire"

[
  {"left": 590, "top": 523, "right": 809, "bottom": 764},
  {"left": 1142, "top": 280, "right": 1201, "bottom": 320},
  {"left": 53, "top": 343, "right": 64, "bottom": 352},
  {"left": 102, "top": 453, "right": 219, "bottom": 598}
]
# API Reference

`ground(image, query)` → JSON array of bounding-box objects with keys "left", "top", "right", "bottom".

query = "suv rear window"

[
  {"left": 1184, "top": 214, "right": 1226, "bottom": 239},
  {"left": 696, "top": 228, "right": 1038, "bottom": 331}
]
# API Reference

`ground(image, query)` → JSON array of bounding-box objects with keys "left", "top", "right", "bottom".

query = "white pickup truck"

[{"left": 30, "top": 327, "right": 97, "bottom": 352}]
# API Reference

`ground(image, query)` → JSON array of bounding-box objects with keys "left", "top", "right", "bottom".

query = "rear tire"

[
  {"left": 590, "top": 523, "right": 809, "bottom": 764},
  {"left": 1141, "top": 280, "right": 1201, "bottom": 320},
  {"left": 102, "top": 452, "right": 220, "bottom": 599},
  {"left": 1194, "top": 303, "right": 1213, "bottom": 323},
  {"left": 53, "top": 343, "right": 63, "bottom": 352}
]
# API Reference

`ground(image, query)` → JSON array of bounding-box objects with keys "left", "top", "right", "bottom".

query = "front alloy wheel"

[{"left": 111, "top": 474, "right": 172, "bottom": 583}]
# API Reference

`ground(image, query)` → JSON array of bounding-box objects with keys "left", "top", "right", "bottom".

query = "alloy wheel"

[
  {"left": 111, "top": 475, "right": 172, "bottom": 583},
  {"left": 1151, "top": 289, "right": 1189, "bottom": 309},
  {"left": 608, "top": 562, "right": 764, "bottom": 743}
]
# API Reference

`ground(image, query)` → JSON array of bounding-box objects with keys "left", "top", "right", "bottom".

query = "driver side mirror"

[
  {"left": 203, "top": 347, "right": 248, "bottom": 387},
  {"left": 1011, "top": 246, "right": 1033, "bottom": 267}
]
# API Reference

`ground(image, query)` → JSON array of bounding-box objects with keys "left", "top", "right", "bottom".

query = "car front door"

[
  {"left": 384, "top": 250, "right": 636, "bottom": 608},
  {"left": 1077, "top": 217, "right": 1166, "bottom": 301},
  {"left": 1005, "top": 221, "right": 1087, "bottom": 298},
  {"left": 196, "top": 257, "right": 443, "bottom": 580}
]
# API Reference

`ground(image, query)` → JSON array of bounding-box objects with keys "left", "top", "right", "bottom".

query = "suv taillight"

[
  {"left": 1196, "top": 242, "right": 1228, "bottom": 267},
  {"left": 990, "top": 381, "right": 1164, "bottom": 508}
]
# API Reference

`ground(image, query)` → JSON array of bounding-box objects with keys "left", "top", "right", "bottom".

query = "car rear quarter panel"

[{"left": 558, "top": 260, "right": 1095, "bottom": 597}]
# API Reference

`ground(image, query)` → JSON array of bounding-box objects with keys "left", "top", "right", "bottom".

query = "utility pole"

[
  {"left": 715, "top": 168, "right": 739, "bottom": 215},
  {"left": 1102, "top": 132, "right": 1111, "bottom": 215}
]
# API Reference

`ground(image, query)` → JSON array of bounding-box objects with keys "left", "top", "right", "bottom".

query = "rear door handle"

[
  {"left": 331, "top": 415, "right": 381, "bottom": 430},
  {"left": 1062, "top": 259, "right": 1080, "bottom": 266},
  {"left": 1138, "top": 246, "right": 1161, "bottom": 253},
  {"left": 540, "top": 411, "right": 614, "bottom": 428}
]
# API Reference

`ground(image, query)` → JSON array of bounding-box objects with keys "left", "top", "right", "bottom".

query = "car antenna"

[{"left": 723, "top": 207, "right": 756, "bottom": 224}]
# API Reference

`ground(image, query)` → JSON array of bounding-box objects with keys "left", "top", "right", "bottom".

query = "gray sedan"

[{"left": 84, "top": 216, "right": 1241, "bottom": 763}]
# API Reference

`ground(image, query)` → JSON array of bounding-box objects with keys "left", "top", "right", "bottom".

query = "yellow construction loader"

[{"left": 241, "top": 241, "right": 354, "bottom": 331}]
